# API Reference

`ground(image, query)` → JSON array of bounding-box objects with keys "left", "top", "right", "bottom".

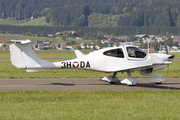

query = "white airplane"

[{"left": 9, "top": 39, "right": 174, "bottom": 85}]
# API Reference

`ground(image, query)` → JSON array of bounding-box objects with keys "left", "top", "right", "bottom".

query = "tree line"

[{"left": 1, "top": 25, "right": 180, "bottom": 36}]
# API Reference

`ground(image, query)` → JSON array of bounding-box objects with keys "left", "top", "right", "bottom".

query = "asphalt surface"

[{"left": 0, "top": 78, "right": 180, "bottom": 92}]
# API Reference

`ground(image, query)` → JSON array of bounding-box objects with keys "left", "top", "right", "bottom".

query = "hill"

[{"left": 1, "top": 0, "right": 180, "bottom": 28}]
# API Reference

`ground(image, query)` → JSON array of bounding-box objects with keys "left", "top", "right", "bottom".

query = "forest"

[
  {"left": 1, "top": 0, "right": 180, "bottom": 36},
  {"left": 1, "top": 0, "right": 180, "bottom": 27}
]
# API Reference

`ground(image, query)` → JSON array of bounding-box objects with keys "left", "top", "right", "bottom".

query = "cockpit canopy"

[
  {"left": 103, "top": 46, "right": 147, "bottom": 59},
  {"left": 103, "top": 48, "right": 124, "bottom": 58},
  {"left": 126, "top": 46, "right": 147, "bottom": 58}
]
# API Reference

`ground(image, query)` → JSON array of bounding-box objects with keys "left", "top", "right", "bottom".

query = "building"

[
  {"left": 101, "top": 39, "right": 110, "bottom": 44},
  {"left": 171, "top": 36, "right": 180, "bottom": 43},
  {"left": 61, "top": 43, "right": 67, "bottom": 49},
  {"left": 119, "top": 42, "right": 140, "bottom": 47},
  {"left": 0, "top": 40, "right": 4, "bottom": 47},
  {"left": 119, "top": 36, "right": 127, "bottom": 40},
  {"left": 104, "top": 35, "right": 118, "bottom": 40},
  {"left": 42, "top": 40, "right": 51, "bottom": 44},
  {"left": 51, "top": 43, "right": 59, "bottom": 49},
  {"left": 47, "top": 34, "right": 53, "bottom": 37},
  {"left": 55, "top": 32, "right": 62, "bottom": 35},
  {"left": 135, "top": 34, "right": 149, "bottom": 39},
  {"left": 38, "top": 44, "right": 44, "bottom": 50},
  {"left": 68, "top": 31, "right": 78, "bottom": 37},
  {"left": 31, "top": 44, "right": 37, "bottom": 50}
]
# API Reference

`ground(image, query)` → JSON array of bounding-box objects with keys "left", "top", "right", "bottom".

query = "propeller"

[{"left": 164, "top": 43, "right": 169, "bottom": 77}]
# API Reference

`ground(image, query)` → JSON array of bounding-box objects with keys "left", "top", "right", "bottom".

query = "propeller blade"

[
  {"left": 167, "top": 64, "right": 169, "bottom": 77},
  {"left": 165, "top": 43, "right": 169, "bottom": 55}
]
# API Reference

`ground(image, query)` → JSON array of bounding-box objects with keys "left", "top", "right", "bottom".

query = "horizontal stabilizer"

[{"left": 26, "top": 69, "right": 55, "bottom": 72}]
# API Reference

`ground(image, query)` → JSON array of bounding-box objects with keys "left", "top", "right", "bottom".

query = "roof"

[
  {"left": 135, "top": 34, "right": 149, "bottom": 38},
  {"left": 0, "top": 40, "right": 4, "bottom": 43}
]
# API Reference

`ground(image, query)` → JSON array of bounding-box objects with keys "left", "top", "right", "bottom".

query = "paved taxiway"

[{"left": 0, "top": 78, "right": 180, "bottom": 91}]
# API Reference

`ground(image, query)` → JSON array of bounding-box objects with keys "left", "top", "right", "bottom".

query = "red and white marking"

[{"left": 73, "top": 61, "right": 79, "bottom": 68}]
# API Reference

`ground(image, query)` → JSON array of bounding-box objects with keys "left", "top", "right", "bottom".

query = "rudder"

[{"left": 10, "top": 39, "right": 52, "bottom": 69}]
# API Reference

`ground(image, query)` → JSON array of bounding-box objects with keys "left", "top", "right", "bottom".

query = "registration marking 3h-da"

[{"left": 61, "top": 61, "right": 91, "bottom": 68}]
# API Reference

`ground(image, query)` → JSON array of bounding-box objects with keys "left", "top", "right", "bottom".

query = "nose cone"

[
  {"left": 168, "top": 55, "right": 175, "bottom": 60},
  {"left": 154, "top": 53, "right": 175, "bottom": 61}
]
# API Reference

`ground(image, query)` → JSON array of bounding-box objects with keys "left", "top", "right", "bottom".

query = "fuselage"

[{"left": 32, "top": 45, "right": 171, "bottom": 73}]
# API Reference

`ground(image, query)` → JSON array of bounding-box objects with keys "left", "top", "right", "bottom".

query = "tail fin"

[
  {"left": 10, "top": 39, "right": 53, "bottom": 69},
  {"left": 74, "top": 50, "right": 85, "bottom": 58}
]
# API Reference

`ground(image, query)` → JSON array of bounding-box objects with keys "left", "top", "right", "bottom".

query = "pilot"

[{"left": 130, "top": 49, "right": 136, "bottom": 57}]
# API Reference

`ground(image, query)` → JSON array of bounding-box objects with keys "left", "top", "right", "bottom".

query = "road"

[{"left": 0, "top": 78, "right": 180, "bottom": 91}]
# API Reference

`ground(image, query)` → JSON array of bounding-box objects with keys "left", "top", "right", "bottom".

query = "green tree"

[
  {"left": 97, "top": 36, "right": 102, "bottom": 40},
  {"left": 140, "top": 42, "right": 147, "bottom": 49},
  {"left": 72, "top": 15, "right": 86, "bottom": 27},
  {"left": 41, "top": 8, "right": 51, "bottom": 17},
  {"left": 110, "top": 7, "right": 116, "bottom": 15},
  {"left": 62, "top": 35, "right": 66, "bottom": 41},
  {"left": 125, "top": 36, "right": 131, "bottom": 42},
  {"left": 61, "top": 31, "right": 68, "bottom": 36},
  {"left": 45, "top": 16, "right": 50, "bottom": 23},
  {"left": 151, "top": 41, "right": 159, "bottom": 51},
  {"left": 42, "top": 32, "right": 46, "bottom": 37},
  {"left": 77, "top": 29, "right": 84, "bottom": 37},
  {"left": 100, "top": 4, "right": 109, "bottom": 14},
  {"left": 123, "top": 7, "right": 127, "bottom": 14},
  {"left": 52, "top": 34, "right": 56, "bottom": 40},
  {"left": 37, "top": 32, "right": 40, "bottom": 37},
  {"left": 76, "top": 45, "right": 81, "bottom": 50}
]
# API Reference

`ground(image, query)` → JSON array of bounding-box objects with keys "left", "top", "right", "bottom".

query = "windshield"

[{"left": 126, "top": 47, "right": 147, "bottom": 58}]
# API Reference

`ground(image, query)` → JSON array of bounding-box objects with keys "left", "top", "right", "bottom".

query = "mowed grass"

[
  {"left": 1, "top": 49, "right": 180, "bottom": 59},
  {"left": 161, "top": 52, "right": 180, "bottom": 59},
  {"left": 0, "top": 60, "right": 179, "bottom": 78},
  {"left": 19, "top": 17, "right": 48, "bottom": 26},
  {"left": 0, "top": 49, "right": 91, "bottom": 58},
  {"left": 0, "top": 19, "right": 17, "bottom": 25},
  {"left": 1, "top": 91, "right": 180, "bottom": 120}
]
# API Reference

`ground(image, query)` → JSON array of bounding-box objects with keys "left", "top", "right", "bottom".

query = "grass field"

[
  {"left": 0, "top": 91, "right": 180, "bottom": 120},
  {"left": 0, "top": 49, "right": 92, "bottom": 59},
  {"left": 19, "top": 17, "right": 50, "bottom": 26},
  {"left": 0, "top": 19, "right": 17, "bottom": 25},
  {"left": 0, "top": 17, "right": 52, "bottom": 26}
]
